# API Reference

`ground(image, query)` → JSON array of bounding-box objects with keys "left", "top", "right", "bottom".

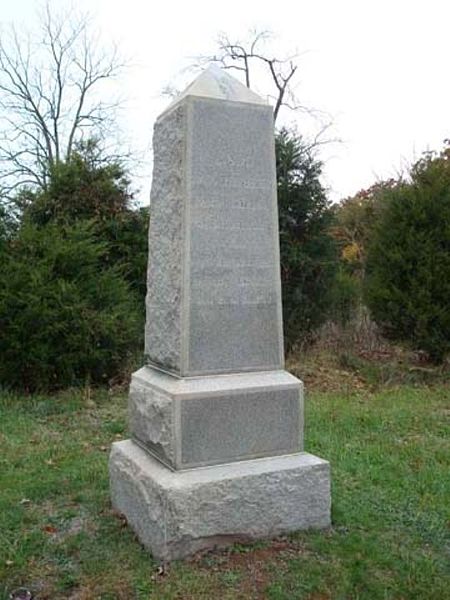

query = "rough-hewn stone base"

[{"left": 109, "top": 439, "right": 331, "bottom": 561}]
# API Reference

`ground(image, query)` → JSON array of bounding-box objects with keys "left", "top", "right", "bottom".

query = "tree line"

[{"left": 0, "top": 10, "right": 448, "bottom": 392}]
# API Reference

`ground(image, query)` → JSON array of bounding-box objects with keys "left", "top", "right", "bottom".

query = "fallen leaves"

[{"left": 42, "top": 524, "right": 58, "bottom": 535}]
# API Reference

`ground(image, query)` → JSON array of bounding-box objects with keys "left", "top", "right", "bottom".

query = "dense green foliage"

[
  {"left": 0, "top": 142, "right": 148, "bottom": 391},
  {"left": 22, "top": 141, "right": 149, "bottom": 298},
  {"left": 3, "top": 125, "right": 448, "bottom": 388},
  {"left": 276, "top": 128, "right": 337, "bottom": 348},
  {"left": 365, "top": 144, "right": 450, "bottom": 362},
  {"left": 0, "top": 222, "right": 141, "bottom": 391},
  {"left": 329, "top": 181, "right": 395, "bottom": 326},
  {"left": 332, "top": 181, "right": 394, "bottom": 279},
  {"left": 24, "top": 152, "right": 131, "bottom": 225},
  {"left": 327, "top": 266, "right": 360, "bottom": 326}
]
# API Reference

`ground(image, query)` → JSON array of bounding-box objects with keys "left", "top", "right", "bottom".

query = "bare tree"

[
  {"left": 194, "top": 30, "right": 313, "bottom": 124},
  {"left": 0, "top": 3, "right": 124, "bottom": 197}
]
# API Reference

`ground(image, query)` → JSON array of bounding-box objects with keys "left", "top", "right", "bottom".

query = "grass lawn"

[{"left": 1, "top": 383, "right": 449, "bottom": 599}]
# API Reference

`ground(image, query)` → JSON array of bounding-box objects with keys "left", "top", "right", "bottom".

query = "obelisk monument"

[{"left": 109, "top": 65, "right": 331, "bottom": 561}]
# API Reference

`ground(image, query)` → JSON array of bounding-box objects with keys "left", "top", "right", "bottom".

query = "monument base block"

[
  {"left": 109, "top": 439, "right": 331, "bottom": 561},
  {"left": 129, "top": 366, "right": 303, "bottom": 470}
]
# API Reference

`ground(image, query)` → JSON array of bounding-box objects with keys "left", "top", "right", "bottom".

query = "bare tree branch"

[
  {"left": 193, "top": 30, "right": 304, "bottom": 123},
  {"left": 0, "top": 2, "right": 125, "bottom": 199},
  {"left": 188, "top": 29, "right": 340, "bottom": 163}
]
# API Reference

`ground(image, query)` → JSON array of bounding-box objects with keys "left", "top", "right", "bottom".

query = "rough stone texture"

[
  {"left": 128, "top": 371, "right": 174, "bottom": 468},
  {"left": 128, "top": 366, "right": 303, "bottom": 470},
  {"left": 110, "top": 440, "right": 331, "bottom": 561},
  {"left": 145, "top": 104, "right": 185, "bottom": 373}
]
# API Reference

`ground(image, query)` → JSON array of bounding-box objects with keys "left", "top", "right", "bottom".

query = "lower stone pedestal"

[
  {"left": 109, "top": 439, "right": 331, "bottom": 561},
  {"left": 129, "top": 366, "right": 303, "bottom": 470}
]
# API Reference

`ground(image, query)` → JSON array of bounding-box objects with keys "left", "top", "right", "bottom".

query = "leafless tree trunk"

[{"left": 0, "top": 3, "right": 124, "bottom": 198}]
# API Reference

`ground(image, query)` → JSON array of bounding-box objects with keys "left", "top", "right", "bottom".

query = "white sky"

[{"left": 2, "top": 0, "right": 449, "bottom": 202}]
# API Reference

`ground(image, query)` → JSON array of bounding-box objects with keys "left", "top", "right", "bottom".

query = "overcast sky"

[{"left": 2, "top": 0, "right": 449, "bottom": 202}]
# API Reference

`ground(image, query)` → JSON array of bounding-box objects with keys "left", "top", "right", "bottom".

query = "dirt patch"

[
  {"left": 154, "top": 537, "right": 310, "bottom": 599},
  {"left": 50, "top": 515, "right": 96, "bottom": 543}
]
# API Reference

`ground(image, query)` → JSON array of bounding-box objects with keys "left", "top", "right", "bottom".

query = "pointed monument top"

[{"left": 161, "top": 65, "right": 267, "bottom": 116}]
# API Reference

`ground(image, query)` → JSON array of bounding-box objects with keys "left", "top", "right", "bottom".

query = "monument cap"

[{"left": 161, "top": 64, "right": 267, "bottom": 117}]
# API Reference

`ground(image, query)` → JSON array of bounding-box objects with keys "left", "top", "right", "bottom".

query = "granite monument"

[{"left": 109, "top": 65, "right": 331, "bottom": 561}]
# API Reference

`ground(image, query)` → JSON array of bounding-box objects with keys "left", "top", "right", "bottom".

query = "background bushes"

[
  {"left": 1, "top": 135, "right": 448, "bottom": 392},
  {"left": 276, "top": 128, "right": 338, "bottom": 349},
  {"left": 364, "top": 145, "right": 450, "bottom": 363},
  {"left": 0, "top": 221, "right": 141, "bottom": 391},
  {"left": 0, "top": 142, "right": 147, "bottom": 392}
]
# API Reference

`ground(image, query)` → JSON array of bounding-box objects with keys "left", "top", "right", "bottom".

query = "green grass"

[{"left": 1, "top": 384, "right": 449, "bottom": 599}]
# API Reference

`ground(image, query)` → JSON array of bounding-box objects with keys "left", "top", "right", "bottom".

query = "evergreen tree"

[
  {"left": 22, "top": 140, "right": 149, "bottom": 300},
  {"left": 276, "top": 128, "right": 337, "bottom": 348},
  {"left": 0, "top": 221, "right": 140, "bottom": 391},
  {"left": 0, "top": 141, "right": 148, "bottom": 391},
  {"left": 365, "top": 143, "right": 450, "bottom": 362}
]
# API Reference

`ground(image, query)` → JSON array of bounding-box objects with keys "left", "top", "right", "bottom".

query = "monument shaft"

[{"left": 145, "top": 97, "right": 284, "bottom": 376}]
